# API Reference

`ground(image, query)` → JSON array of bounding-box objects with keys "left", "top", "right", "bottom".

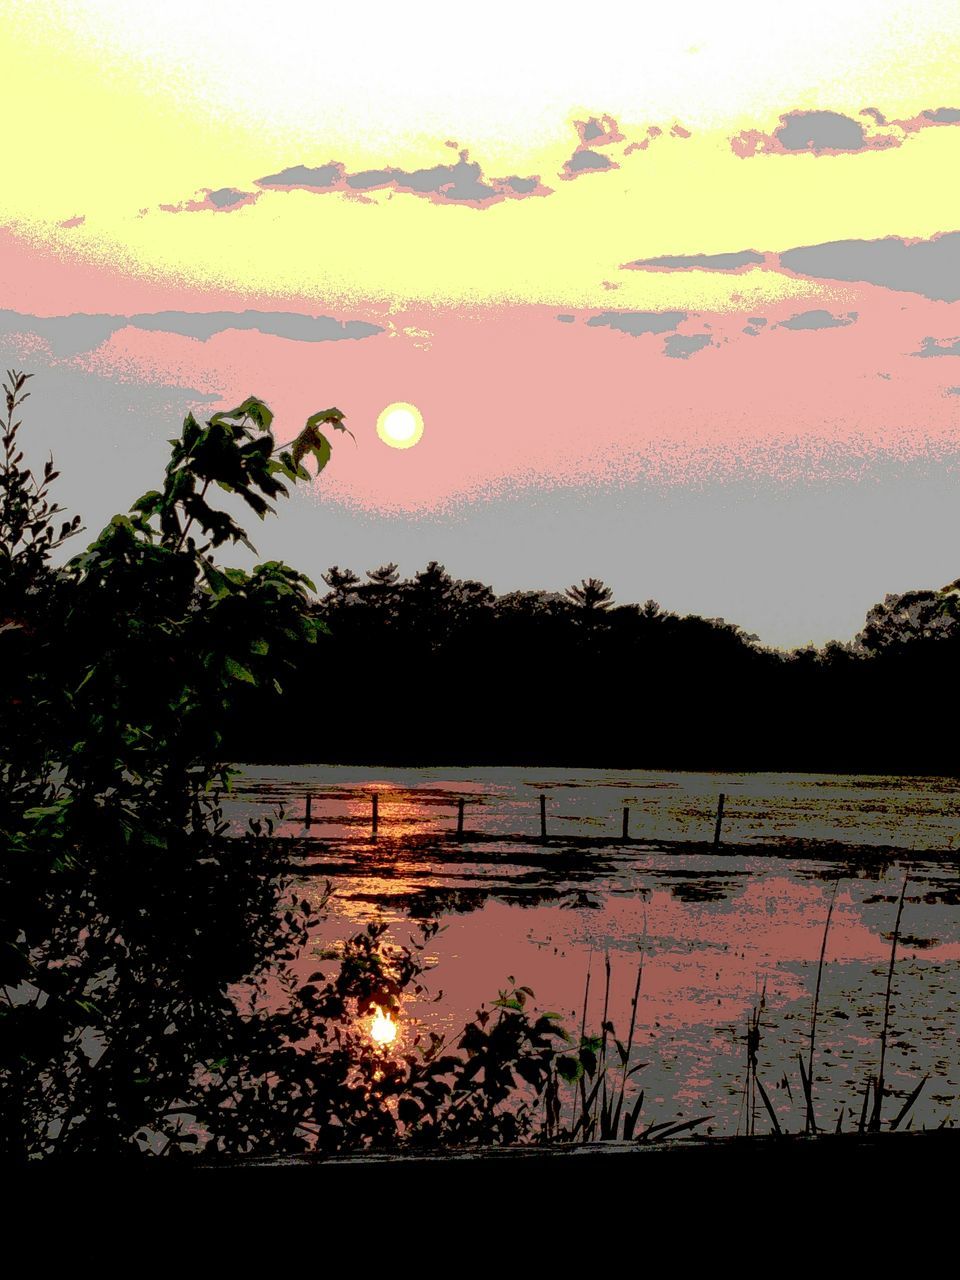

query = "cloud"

[
  {"left": 254, "top": 149, "right": 549, "bottom": 208},
  {"left": 574, "top": 115, "right": 624, "bottom": 147},
  {"left": 778, "top": 309, "right": 858, "bottom": 331},
  {"left": 731, "top": 110, "right": 882, "bottom": 157},
  {"left": 663, "top": 332, "right": 713, "bottom": 358},
  {"left": 585, "top": 310, "right": 686, "bottom": 336},
  {"left": 624, "top": 250, "right": 766, "bottom": 272},
  {"left": 730, "top": 104, "right": 960, "bottom": 158},
  {"left": 160, "top": 187, "right": 260, "bottom": 214},
  {"left": 914, "top": 336, "right": 960, "bottom": 358},
  {"left": 0, "top": 310, "right": 384, "bottom": 358},
  {"left": 562, "top": 113, "right": 623, "bottom": 179},
  {"left": 922, "top": 107, "right": 960, "bottom": 124},
  {"left": 58, "top": 215, "right": 86, "bottom": 229},
  {"left": 623, "top": 231, "right": 960, "bottom": 304},
  {"left": 779, "top": 232, "right": 960, "bottom": 302},
  {"left": 564, "top": 149, "right": 615, "bottom": 174},
  {"left": 175, "top": 113, "right": 687, "bottom": 213},
  {"left": 256, "top": 163, "right": 345, "bottom": 191}
]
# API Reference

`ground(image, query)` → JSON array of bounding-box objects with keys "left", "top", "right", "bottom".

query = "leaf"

[
  {"left": 304, "top": 407, "right": 353, "bottom": 440},
  {"left": 290, "top": 425, "right": 332, "bottom": 476},
  {"left": 209, "top": 397, "right": 274, "bottom": 433},
  {"left": 890, "top": 1075, "right": 928, "bottom": 1131},
  {"left": 224, "top": 658, "right": 256, "bottom": 684},
  {"left": 556, "top": 1055, "right": 583, "bottom": 1083}
]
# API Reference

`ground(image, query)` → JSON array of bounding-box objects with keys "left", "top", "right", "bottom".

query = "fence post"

[
  {"left": 713, "top": 793, "right": 725, "bottom": 849},
  {"left": 622, "top": 805, "right": 630, "bottom": 841},
  {"left": 305, "top": 794, "right": 313, "bottom": 826},
  {"left": 371, "top": 792, "right": 379, "bottom": 839},
  {"left": 456, "top": 797, "right": 465, "bottom": 839},
  {"left": 540, "top": 793, "right": 547, "bottom": 842}
]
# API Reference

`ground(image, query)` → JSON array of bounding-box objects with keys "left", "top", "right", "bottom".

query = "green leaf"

[
  {"left": 556, "top": 1055, "right": 583, "bottom": 1083},
  {"left": 209, "top": 397, "right": 274, "bottom": 433},
  {"left": 224, "top": 658, "right": 256, "bottom": 684},
  {"left": 290, "top": 424, "right": 332, "bottom": 475}
]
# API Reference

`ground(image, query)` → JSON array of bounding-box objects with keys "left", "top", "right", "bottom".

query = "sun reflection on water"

[{"left": 370, "top": 1004, "right": 398, "bottom": 1047}]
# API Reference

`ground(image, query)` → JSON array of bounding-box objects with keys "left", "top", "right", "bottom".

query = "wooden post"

[
  {"left": 305, "top": 794, "right": 313, "bottom": 826},
  {"left": 713, "top": 793, "right": 725, "bottom": 849},
  {"left": 540, "top": 793, "right": 547, "bottom": 842},
  {"left": 371, "top": 792, "right": 379, "bottom": 839},
  {"left": 456, "top": 797, "right": 465, "bottom": 839},
  {"left": 622, "top": 805, "right": 630, "bottom": 842}
]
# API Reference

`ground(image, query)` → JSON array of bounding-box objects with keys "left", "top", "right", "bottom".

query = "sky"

[{"left": 2, "top": 0, "right": 959, "bottom": 648}]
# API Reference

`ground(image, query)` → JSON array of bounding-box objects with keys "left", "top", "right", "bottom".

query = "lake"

[{"left": 226, "top": 767, "right": 960, "bottom": 1136}]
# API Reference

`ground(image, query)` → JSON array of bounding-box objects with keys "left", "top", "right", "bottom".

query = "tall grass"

[
  {"left": 799, "top": 877, "right": 841, "bottom": 1134},
  {"left": 554, "top": 932, "right": 712, "bottom": 1145},
  {"left": 544, "top": 872, "right": 934, "bottom": 1145}
]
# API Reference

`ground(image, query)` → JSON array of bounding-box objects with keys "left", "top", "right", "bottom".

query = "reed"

[
  {"left": 803, "top": 877, "right": 841, "bottom": 1134},
  {"left": 869, "top": 876, "right": 909, "bottom": 1132}
]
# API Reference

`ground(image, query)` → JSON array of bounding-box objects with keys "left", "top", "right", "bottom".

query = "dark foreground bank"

[{"left": 12, "top": 1134, "right": 954, "bottom": 1262}]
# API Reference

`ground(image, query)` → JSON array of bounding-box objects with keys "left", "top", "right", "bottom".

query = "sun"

[{"left": 377, "top": 402, "right": 424, "bottom": 450}]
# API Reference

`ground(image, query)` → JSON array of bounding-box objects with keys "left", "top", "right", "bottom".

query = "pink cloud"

[{"left": 72, "top": 288, "right": 960, "bottom": 513}]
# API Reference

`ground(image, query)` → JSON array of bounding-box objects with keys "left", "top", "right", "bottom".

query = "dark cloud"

[
  {"left": 574, "top": 114, "right": 624, "bottom": 148},
  {"left": 663, "top": 333, "right": 713, "bottom": 358},
  {"left": 585, "top": 311, "right": 686, "bottom": 337},
  {"left": 565, "top": 150, "right": 614, "bottom": 174},
  {"left": 625, "top": 250, "right": 765, "bottom": 272},
  {"left": 778, "top": 310, "right": 858, "bottom": 331},
  {"left": 556, "top": 314, "right": 576, "bottom": 324},
  {"left": 653, "top": 231, "right": 960, "bottom": 303},
  {"left": 914, "top": 336, "right": 960, "bottom": 358},
  {"left": 743, "top": 317, "right": 768, "bottom": 337},
  {"left": 732, "top": 104, "right": 960, "bottom": 157},
  {"left": 780, "top": 232, "right": 960, "bottom": 302},
  {"left": 562, "top": 114, "right": 623, "bottom": 179},
  {"left": 945, "top": 385, "right": 960, "bottom": 394},
  {"left": 160, "top": 187, "right": 260, "bottom": 214},
  {"left": 0, "top": 310, "right": 384, "bottom": 359},
  {"left": 776, "top": 111, "right": 867, "bottom": 151},
  {"left": 207, "top": 188, "right": 252, "bottom": 209},
  {"left": 253, "top": 149, "right": 548, "bottom": 208},
  {"left": 505, "top": 175, "right": 539, "bottom": 194},
  {"left": 256, "top": 163, "right": 345, "bottom": 190},
  {"left": 132, "top": 312, "right": 384, "bottom": 342}
]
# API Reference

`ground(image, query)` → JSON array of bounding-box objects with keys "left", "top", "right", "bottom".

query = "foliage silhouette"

[
  {"left": 0, "top": 376, "right": 575, "bottom": 1160},
  {"left": 226, "top": 562, "right": 960, "bottom": 770}
]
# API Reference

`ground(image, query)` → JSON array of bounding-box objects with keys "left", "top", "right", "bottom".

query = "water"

[{"left": 226, "top": 767, "right": 960, "bottom": 1135}]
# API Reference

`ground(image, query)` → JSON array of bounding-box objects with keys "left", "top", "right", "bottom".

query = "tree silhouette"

[
  {"left": 366, "top": 563, "right": 399, "bottom": 587},
  {"left": 565, "top": 577, "right": 614, "bottom": 614},
  {"left": 321, "top": 565, "right": 361, "bottom": 602}
]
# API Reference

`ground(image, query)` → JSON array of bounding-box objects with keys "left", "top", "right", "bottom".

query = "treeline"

[{"left": 227, "top": 562, "right": 960, "bottom": 772}]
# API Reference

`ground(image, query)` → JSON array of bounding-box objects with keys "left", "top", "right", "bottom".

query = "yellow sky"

[{"left": 4, "top": 0, "right": 959, "bottom": 309}]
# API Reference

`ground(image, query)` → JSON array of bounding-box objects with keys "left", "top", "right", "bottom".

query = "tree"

[
  {"left": 365, "top": 562, "right": 399, "bottom": 587},
  {"left": 565, "top": 577, "right": 614, "bottom": 613},
  {"left": 854, "top": 589, "right": 958, "bottom": 654},
  {"left": 0, "top": 376, "right": 566, "bottom": 1159},
  {"left": 321, "top": 564, "right": 361, "bottom": 601}
]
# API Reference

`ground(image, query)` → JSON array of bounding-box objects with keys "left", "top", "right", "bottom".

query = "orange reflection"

[{"left": 370, "top": 1004, "right": 397, "bottom": 1047}]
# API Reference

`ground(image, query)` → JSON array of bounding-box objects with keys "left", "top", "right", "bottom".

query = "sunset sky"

[{"left": 3, "top": 0, "right": 959, "bottom": 646}]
